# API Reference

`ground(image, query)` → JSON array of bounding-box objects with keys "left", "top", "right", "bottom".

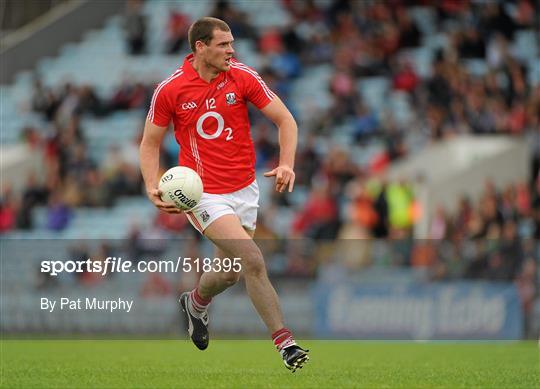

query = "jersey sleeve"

[
  {"left": 236, "top": 64, "right": 276, "bottom": 109},
  {"left": 147, "top": 81, "right": 174, "bottom": 127}
]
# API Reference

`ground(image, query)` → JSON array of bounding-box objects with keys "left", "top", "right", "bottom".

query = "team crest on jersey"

[{"left": 225, "top": 92, "right": 237, "bottom": 105}]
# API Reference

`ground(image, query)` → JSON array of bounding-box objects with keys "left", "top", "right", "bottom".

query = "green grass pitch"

[{"left": 1, "top": 340, "right": 538, "bottom": 388}]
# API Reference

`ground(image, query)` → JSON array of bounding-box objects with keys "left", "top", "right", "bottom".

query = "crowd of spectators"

[
  {"left": 284, "top": 0, "right": 538, "bottom": 152},
  {"left": 0, "top": 77, "right": 149, "bottom": 232},
  {"left": 1, "top": 0, "right": 537, "bottom": 295}
]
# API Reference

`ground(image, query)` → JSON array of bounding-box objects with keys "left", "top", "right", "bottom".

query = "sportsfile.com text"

[{"left": 41, "top": 257, "right": 242, "bottom": 276}]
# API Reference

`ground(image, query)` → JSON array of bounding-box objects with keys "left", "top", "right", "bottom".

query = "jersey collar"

[
  {"left": 183, "top": 54, "right": 200, "bottom": 81},
  {"left": 183, "top": 53, "right": 227, "bottom": 83}
]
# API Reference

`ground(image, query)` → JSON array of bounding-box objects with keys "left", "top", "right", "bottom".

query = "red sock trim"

[
  {"left": 272, "top": 327, "right": 290, "bottom": 340},
  {"left": 192, "top": 288, "right": 212, "bottom": 306},
  {"left": 271, "top": 327, "right": 289, "bottom": 340},
  {"left": 272, "top": 327, "right": 296, "bottom": 351}
]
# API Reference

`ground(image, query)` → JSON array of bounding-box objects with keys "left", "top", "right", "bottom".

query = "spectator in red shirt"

[
  {"left": 392, "top": 60, "right": 419, "bottom": 93},
  {"left": 0, "top": 198, "right": 16, "bottom": 233},
  {"left": 292, "top": 183, "right": 338, "bottom": 238},
  {"left": 166, "top": 10, "right": 190, "bottom": 54}
]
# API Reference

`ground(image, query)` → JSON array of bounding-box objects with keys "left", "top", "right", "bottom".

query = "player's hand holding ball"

[
  {"left": 147, "top": 166, "right": 203, "bottom": 213},
  {"left": 146, "top": 187, "right": 180, "bottom": 213}
]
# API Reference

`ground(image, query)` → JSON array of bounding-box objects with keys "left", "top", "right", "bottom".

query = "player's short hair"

[{"left": 188, "top": 17, "right": 231, "bottom": 53}]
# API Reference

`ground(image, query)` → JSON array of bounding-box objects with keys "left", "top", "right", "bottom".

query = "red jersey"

[{"left": 147, "top": 54, "right": 276, "bottom": 194}]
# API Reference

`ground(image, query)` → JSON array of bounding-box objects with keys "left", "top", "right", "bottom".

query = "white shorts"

[{"left": 185, "top": 180, "right": 259, "bottom": 234}]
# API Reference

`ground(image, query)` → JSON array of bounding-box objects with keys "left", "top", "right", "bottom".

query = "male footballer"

[{"left": 139, "top": 17, "right": 309, "bottom": 372}]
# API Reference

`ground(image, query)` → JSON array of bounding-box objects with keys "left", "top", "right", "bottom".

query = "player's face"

[{"left": 202, "top": 29, "right": 235, "bottom": 72}]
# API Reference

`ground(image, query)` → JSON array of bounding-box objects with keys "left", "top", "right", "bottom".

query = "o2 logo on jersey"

[{"left": 196, "top": 111, "right": 233, "bottom": 141}]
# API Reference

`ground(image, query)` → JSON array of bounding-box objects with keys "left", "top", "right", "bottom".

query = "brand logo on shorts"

[
  {"left": 225, "top": 92, "right": 236, "bottom": 105},
  {"left": 200, "top": 210, "right": 210, "bottom": 223}
]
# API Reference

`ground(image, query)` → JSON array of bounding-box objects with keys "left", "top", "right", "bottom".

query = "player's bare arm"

[
  {"left": 139, "top": 119, "right": 182, "bottom": 214},
  {"left": 261, "top": 97, "right": 298, "bottom": 193}
]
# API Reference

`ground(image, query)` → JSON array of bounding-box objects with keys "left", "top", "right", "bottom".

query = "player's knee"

[
  {"left": 220, "top": 271, "right": 240, "bottom": 286},
  {"left": 242, "top": 247, "right": 266, "bottom": 277}
]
